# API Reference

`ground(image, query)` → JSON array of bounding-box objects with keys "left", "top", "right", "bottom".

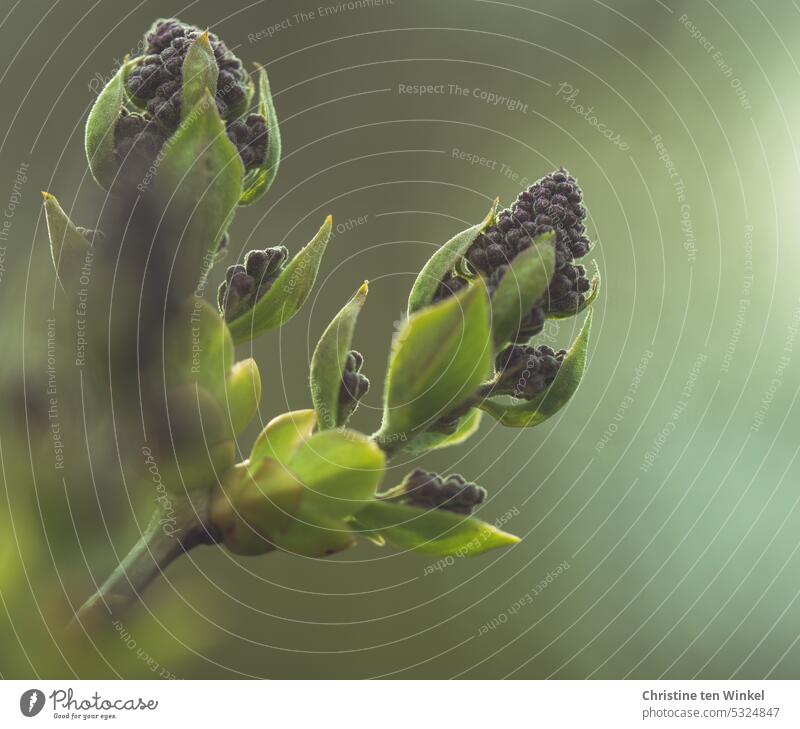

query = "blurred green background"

[{"left": 1, "top": 0, "right": 799, "bottom": 678}]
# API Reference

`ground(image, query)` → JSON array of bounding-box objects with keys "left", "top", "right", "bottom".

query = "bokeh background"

[{"left": 1, "top": 0, "right": 799, "bottom": 679}]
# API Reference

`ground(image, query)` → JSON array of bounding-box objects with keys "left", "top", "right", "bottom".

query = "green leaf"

[
  {"left": 211, "top": 460, "right": 304, "bottom": 555},
  {"left": 491, "top": 231, "right": 555, "bottom": 348},
  {"left": 269, "top": 513, "right": 357, "bottom": 558},
  {"left": 161, "top": 384, "right": 236, "bottom": 491},
  {"left": 354, "top": 501, "right": 519, "bottom": 557},
  {"left": 310, "top": 282, "right": 368, "bottom": 429},
  {"left": 288, "top": 430, "right": 385, "bottom": 518},
  {"left": 250, "top": 409, "right": 317, "bottom": 465},
  {"left": 166, "top": 298, "right": 234, "bottom": 401},
  {"left": 346, "top": 517, "right": 386, "bottom": 546},
  {"left": 377, "top": 281, "right": 492, "bottom": 449},
  {"left": 227, "top": 215, "right": 333, "bottom": 344},
  {"left": 406, "top": 198, "right": 497, "bottom": 315},
  {"left": 479, "top": 308, "right": 593, "bottom": 427},
  {"left": 402, "top": 408, "right": 483, "bottom": 455},
  {"left": 155, "top": 90, "right": 243, "bottom": 273},
  {"left": 85, "top": 58, "right": 133, "bottom": 191},
  {"left": 42, "top": 192, "right": 92, "bottom": 292},
  {"left": 181, "top": 32, "right": 219, "bottom": 120},
  {"left": 548, "top": 263, "right": 601, "bottom": 319},
  {"left": 224, "top": 358, "right": 261, "bottom": 435},
  {"left": 239, "top": 64, "right": 282, "bottom": 206}
]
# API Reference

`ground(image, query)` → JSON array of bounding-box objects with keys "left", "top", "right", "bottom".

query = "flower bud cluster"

[
  {"left": 437, "top": 169, "right": 592, "bottom": 338},
  {"left": 399, "top": 468, "right": 487, "bottom": 515},
  {"left": 117, "top": 19, "right": 266, "bottom": 175},
  {"left": 128, "top": 20, "right": 248, "bottom": 130},
  {"left": 339, "top": 350, "right": 369, "bottom": 423},
  {"left": 217, "top": 246, "right": 288, "bottom": 321},
  {"left": 493, "top": 344, "right": 566, "bottom": 400}
]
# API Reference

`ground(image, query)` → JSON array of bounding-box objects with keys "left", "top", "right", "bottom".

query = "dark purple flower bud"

[
  {"left": 398, "top": 469, "right": 487, "bottom": 515},
  {"left": 338, "top": 349, "right": 369, "bottom": 424}
]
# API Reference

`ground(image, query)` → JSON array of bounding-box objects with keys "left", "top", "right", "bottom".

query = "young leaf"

[
  {"left": 250, "top": 409, "right": 317, "bottom": 465},
  {"left": 166, "top": 298, "right": 234, "bottom": 401},
  {"left": 310, "top": 282, "right": 368, "bottom": 430},
  {"left": 479, "top": 308, "right": 592, "bottom": 427},
  {"left": 491, "top": 231, "right": 555, "bottom": 348},
  {"left": 160, "top": 384, "right": 236, "bottom": 492},
  {"left": 402, "top": 408, "right": 483, "bottom": 455},
  {"left": 210, "top": 460, "right": 304, "bottom": 555},
  {"left": 239, "top": 64, "right": 282, "bottom": 206},
  {"left": 406, "top": 198, "right": 497, "bottom": 315},
  {"left": 376, "top": 281, "right": 492, "bottom": 449},
  {"left": 224, "top": 358, "right": 261, "bottom": 435},
  {"left": 84, "top": 58, "right": 133, "bottom": 191},
  {"left": 42, "top": 192, "right": 92, "bottom": 292},
  {"left": 155, "top": 90, "right": 243, "bottom": 274},
  {"left": 181, "top": 32, "right": 219, "bottom": 119},
  {"left": 227, "top": 215, "right": 333, "bottom": 344},
  {"left": 354, "top": 501, "right": 519, "bottom": 557},
  {"left": 287, "top": 429, "right": 386, "bottom": 518},
  {"left": 269, "top": 512, "right": 357, "bottom": 558}
]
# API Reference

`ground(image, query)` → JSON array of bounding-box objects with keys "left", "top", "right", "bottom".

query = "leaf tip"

[
  {"left": 357, "top": 280, "right": 369, "bottom": 297},
  {"left": 41, "top": 191, "right": 53, "bottom": 202}
]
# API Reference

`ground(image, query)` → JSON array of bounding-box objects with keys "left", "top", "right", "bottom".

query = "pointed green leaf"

[
  {"left": 407, "top": 199, "right": 497, "bottom": 315},
  {"left": 250, "top": 409, "right": 317, "bottom": 465},
  {"left": 347, "top": 517, "right": 386, "bottom": 546},
  {"left": 491, "top": 231, "right": 555, "bottom": 348},
  {"left": 181, "top": 31, "right": 219, "bottom": 120},
  {"left": 402, "top": 408, "right": 483, "bottom": 455},
  {"left": 239, "top": 64, "right": 282, "bottom": 206},
  {"left": 479, "top": 308, "right": 592, "bottom": 427},
  {"left": 310, "top": 282, "right": 368, "bottom": 429},
  {"left": 377, "top": 281, "right": 492, "bottom": 450},
  {"left": 224, "top": 358, "right": 261, "bottom": 435},
  {"left": 354, "top": 501, "right": 519, "bottom": 557},
  {"left": 227, "top": 215, "right": 332, "bottom": 343},
  {"left": 85, "top": 59, "right": 133, "bottom": 191},
  {"left": 288, "top": 430, "right": 385, "bottom": 518},
  {"left": 42, "top": 192, "right": 92, "bottom": 292},
  {"left": 156, "top": 90, "right": 243, "bottom": 273},
  {"left": 548, "top": 263, "right": 601, "bottom": 319}
]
